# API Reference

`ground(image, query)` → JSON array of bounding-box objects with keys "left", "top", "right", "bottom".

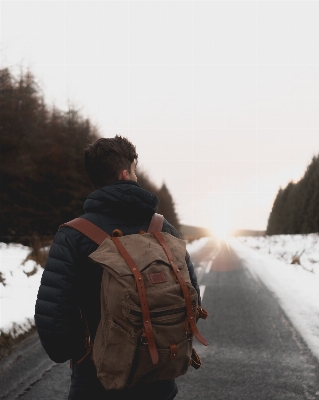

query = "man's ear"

[{"left": 119, "top": 170, "right": 129, "bottom": 180}]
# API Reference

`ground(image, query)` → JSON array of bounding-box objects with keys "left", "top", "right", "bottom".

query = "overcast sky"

[{"left": 1, "top": 1, "right": 319, "bottom": 235}]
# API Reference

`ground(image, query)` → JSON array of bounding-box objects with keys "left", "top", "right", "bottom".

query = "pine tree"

[
  {"left": 266, "top": 155, "right": 319, "bottom": 235},
  {"left": 138, "top": 173, "right": 180, "bottom": 232},
  {"left": 0, "top": 67, "right": 182, "bottom": 243},
  {"left": 301, "top": 156, "right": 319, "bottom": 233},
  {"left": 157, "top": 183, "right": 180, "bottom": 231},
  {"left": 267, "top": 188, "right": 284, "bottom": 235},
  {"left": 0, "top": 68, "right": 99, "bottom": 242}
]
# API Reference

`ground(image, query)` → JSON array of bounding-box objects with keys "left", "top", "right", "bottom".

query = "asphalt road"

[
  {"left": 176, "top": 242, "right": 319, "bottom": 400},
  {"left": 1, "top": 240, "right": 319, "bottom": 399}
]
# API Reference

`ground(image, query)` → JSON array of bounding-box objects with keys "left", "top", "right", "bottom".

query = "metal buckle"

[{"left": 141, "top": 335, "right": 148, "bottom": 345}]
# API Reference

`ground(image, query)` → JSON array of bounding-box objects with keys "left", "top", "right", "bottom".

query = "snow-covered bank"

[
  {"left": 235, "top": 234, "right": 319, "bottom": 274},
  {"left": 0, "top": 243, "right": 42, "bottom": 336},
  {"left": 230, "top": 235, "right": 319, "bottom": 361}
]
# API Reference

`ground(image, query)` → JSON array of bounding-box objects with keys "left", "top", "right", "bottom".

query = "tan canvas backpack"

[{"left": 62, "top": 214, "right": 208, "bottom": 391}]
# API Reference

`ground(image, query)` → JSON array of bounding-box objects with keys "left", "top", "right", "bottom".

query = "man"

[{"left": 35, "top": 136, "right": 201, "bottom": 400}]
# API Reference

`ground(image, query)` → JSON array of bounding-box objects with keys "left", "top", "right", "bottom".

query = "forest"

[
  {"left": 0, "top": 68, "right": 179, "bottom": 246},
  {"left": 267, "top": 155, "right": 319, "bottom": 235}
]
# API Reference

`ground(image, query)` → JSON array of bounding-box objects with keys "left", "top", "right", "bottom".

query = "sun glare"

[
  {"left": 207, "top": 202, "right": 233, "bottom": 241},
  {"left": 209, "top": 219, "right": 232, "bottom": 241}
]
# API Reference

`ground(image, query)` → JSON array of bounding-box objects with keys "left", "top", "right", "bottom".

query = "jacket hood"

[{"left": 83, "top": 180, "right": 159, "bottom": 221}]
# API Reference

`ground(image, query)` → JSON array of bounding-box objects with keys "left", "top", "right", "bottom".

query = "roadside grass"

[
  {"left": 0, "top": 320, "right": 36, "bottom": 360},
  {"left": 24, "top": 237, "right": 51, "bottom": 269}
]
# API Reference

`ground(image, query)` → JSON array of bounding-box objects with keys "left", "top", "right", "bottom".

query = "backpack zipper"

[{"left": 129, "top": 306, "right": 186, "bottom": 319}]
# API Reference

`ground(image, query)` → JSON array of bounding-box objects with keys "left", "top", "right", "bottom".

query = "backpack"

[{"left": 62, "top": 213, "right": 208, "bottom": 391}]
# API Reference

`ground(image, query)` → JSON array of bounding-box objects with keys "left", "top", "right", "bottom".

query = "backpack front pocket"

[
  {"left": 95, "top": 318, "right": 137, "bottom": 390},
  {"left": 129, "top": 336, "right": 192, "bottom": 386}
]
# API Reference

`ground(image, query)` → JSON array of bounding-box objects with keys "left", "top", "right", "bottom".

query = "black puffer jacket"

[{"left": 35, "top": 181, "right": 200, "bottom": 400}]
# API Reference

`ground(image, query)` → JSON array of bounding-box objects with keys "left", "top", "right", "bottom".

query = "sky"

[{"left": 1, "top": 1, "right": 319, "bottom": 235}]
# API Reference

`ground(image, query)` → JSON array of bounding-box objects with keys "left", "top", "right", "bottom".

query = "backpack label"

[{"left": 150, "top": 271, "right": 167, "bottom": 284}]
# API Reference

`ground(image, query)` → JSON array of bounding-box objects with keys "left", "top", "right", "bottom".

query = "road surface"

[{"left": 1, "top": 240, "right": 319, "bottom": 399}]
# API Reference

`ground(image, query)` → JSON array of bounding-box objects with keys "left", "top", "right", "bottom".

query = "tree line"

[
  {"left": 0, "top": 68, "right": 179, "bottom": 245},
  {"left": 267, "top": 155, "right": 319, "bottom": 235}
]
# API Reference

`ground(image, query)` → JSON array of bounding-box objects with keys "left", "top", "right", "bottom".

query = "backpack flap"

[{"left": 88, "top": 233, "right": 187, "bottom": 277}]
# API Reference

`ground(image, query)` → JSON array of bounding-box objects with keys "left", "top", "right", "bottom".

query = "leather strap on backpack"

[
  {"left": 76, "top": 310, "right": 93, "bottom": 365},
  {"left": 190, "top": 347, "right": 202, "bottom": 369},
  {"left": 110, "top": 213, "right": 163, "bottom": 364},
  {"left": 152, "top": 231, "right": 209, "bottom": 347},
  {"left": 61, "top": 214, "right": 163, "bottom": 243},
  {"left": 147, "top": 213, "right": 164, "bottom": 233},
  {"left": 60, "top": 218, "right": 110, "bottom": 245},
  {"left": 111, "top": 236, "right": 159, "bottom": 365}
]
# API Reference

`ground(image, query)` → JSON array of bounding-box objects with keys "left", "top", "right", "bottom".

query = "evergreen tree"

[
  {"left": 138, "top": 173, "right": 180, "bottom": 232},
  {"left": 266, "top": 155, "right": 319, "bottom": 235},
  {"left": 157, "top": 183, "right": 180, "bottom": 232},
  {"left": 0, "top": 68, "right": 181, "bottom": 243},
  {"left": 0, "top": 69, "right": 99, "bottom": 242},
  {"left": 267, "top": 188, "right": 283, "bottom": 235},
  {"left": 301, "top": 156, "right": 319, "bottom": 233}
]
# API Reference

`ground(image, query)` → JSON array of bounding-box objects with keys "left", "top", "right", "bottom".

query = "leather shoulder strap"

[
  {"left": 112, "top": 236, "right": 159, "bottom": 365},
  {"left": 147, "top": 213, "right": 164, "bottom": 233},
  {"left": 152, "top": 231, "right": 209, "bottom": 347},
  {"left": 60, "top": 218, "right": 110, "bottom": 245}
]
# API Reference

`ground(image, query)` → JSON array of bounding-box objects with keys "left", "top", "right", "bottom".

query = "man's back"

[{"left": 35, "top": 180, "right": 200, "bottom": 399}]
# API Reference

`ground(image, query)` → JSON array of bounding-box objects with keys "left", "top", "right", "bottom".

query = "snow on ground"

[
  {"left": 235, "top": 234, "right": 319, "bottom": 274},
  {"left": 186, "top": 237, "right": 214, "bottom": 301},
  {"left": 230, "top": 234, "right": 319, "bottom": 361},
  {"left": 0, "top": 243, "right": 43, "bottom": 336}
]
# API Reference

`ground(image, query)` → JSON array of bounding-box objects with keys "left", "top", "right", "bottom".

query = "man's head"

[{"left": 84, "top": 136, "right": 138, "bottom": 189}]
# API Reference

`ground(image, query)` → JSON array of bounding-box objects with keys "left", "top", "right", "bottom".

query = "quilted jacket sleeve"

[
  {"left": 34, "top": 228, "right": 85, "bottom": 363},
  {"left": 162, "top": 220, "right": 202, "bottom": 306}
]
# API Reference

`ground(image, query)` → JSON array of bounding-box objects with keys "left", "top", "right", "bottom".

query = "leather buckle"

[
  {"left": 169, "top": 344, "right": 178, "bottom": 360},
  {"left": 196, "top": 306, "right": 208, "bottom": 320}
]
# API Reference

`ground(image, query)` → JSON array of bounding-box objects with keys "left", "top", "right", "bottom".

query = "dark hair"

[{"left": 84, "top": 135, "right": 138, "bottom": 188}]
